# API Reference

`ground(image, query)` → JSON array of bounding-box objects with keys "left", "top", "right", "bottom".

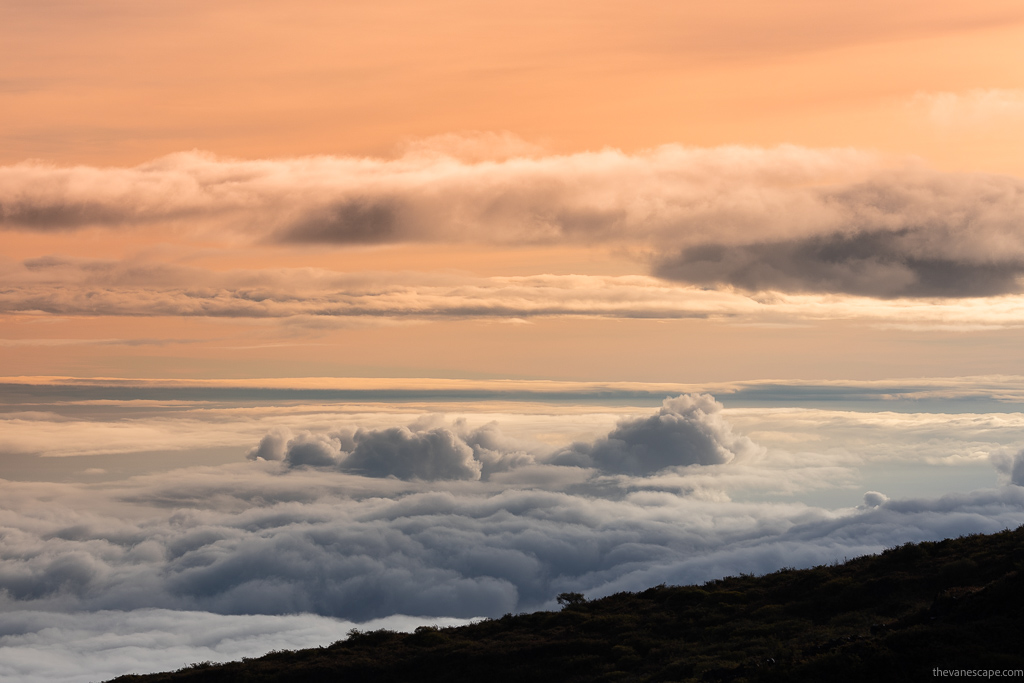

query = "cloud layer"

[
  {"left": 7, "top": 256, "right": 1024, "bottom": 330},
  {"left": 1, "top": 391, "right": 1021, "bottom": 626},
  {"left": 2, "top": 468, "right": 1023, "bottom": 627},
  {"left": 5, "top": 145, "right": 1024, "bottom": 297},
  {"left": 2, "top": 386, "right": 1024, "bottom": 682}
]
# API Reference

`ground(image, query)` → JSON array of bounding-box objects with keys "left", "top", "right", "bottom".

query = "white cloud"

[{"left": 0, "top": 609, "right": 474, "bottom": 683}]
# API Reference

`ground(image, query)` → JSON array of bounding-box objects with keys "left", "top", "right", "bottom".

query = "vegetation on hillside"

[{"left": 111, "top": 526, "right": 1024, "bottom": 682}]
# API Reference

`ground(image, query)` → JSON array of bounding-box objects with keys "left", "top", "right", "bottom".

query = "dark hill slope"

[{"left": 111, "top": 526, "right": 1024, "bottom": 683}]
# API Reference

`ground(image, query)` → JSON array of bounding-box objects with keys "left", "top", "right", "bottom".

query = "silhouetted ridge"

[{"left": 110, "top": 526, "right": 1024, "bottom": 682}]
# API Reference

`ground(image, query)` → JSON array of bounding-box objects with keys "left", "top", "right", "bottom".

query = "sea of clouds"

[{"left": 3, "top": 390, "right": 1024, "bottom": 680}]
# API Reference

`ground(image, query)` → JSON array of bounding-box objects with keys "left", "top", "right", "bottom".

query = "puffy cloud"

[
  {"left": 255, "top": 423, "right": 488, "bottom": 481},
  {"left": 861, "top": 491, "right": 889, "bottom": 508},
  {"left": 285, "top": 430, "right": 348, "bottom": 468},
  {"left": 551, "top": 394, "right": 763, "bottom": 474},
  {"left": 245, "top": 426, "right": 292, "bottom": 462},
  {"left": 458, "top": 420, "right": 537, "bottom": 478},
  {"left": 342, "top": 427, "right": 481, "bottom": 481},
  {"left": 5, "top": 145, "right": 1024, "bottom": 297},
  {"left": 250, "top": 394, "right": 760, "bottom": 480},
  {"left": 991, "top": 448, "right": 1024, "bottom": 486}
]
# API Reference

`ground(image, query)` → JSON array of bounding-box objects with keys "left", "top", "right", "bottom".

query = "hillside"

[{"left": 110, "top": 526, "right": 1024, "bottom": 682}]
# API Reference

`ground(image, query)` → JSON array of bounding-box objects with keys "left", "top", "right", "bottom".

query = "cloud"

[
  {"left": 7, "top": 378, "right": 1024, "bottom": 470},
  {"left": 251, "top": 394, "right": 760, "bottom": 479},
  {"left": 245, "top": 426, "right": 291, "bottom": 462},
  {"left": 861, "top": 491, "right": 889, "bottom": 508},
  {"left": 551, "top": 394, "right": 763, "bottom": 474},
  {"left": 0, "top": 258, "right": 736, "bottom": 321},
  {"left": 1, "top": 389, "right": 1024, "bottom": 679},
  {"left": 342, "top": 427, "right": 482, "bottom": 480},
  {"left": 914, "top": 89, "right": 1024, "bottom": 128},
  {"left": 11, "top": 257, "right": 1024, "bottom": 328},
  {"left": 1, "top": 469, "right": 1023, "bottom": 628},
  {"left": 992, "top": 448, "right": 1024, "bottom": 486},
  {"left": 653, "top": 232, "right": 1024, "bottom": 298},
  {"left": 0, "top": 609, "right": 474, "bottom": 683},
  {"left": 5, "top": 145, "right": 1024, "bottom": 297},
  {"left": 457, "top": 419, "right": 538, "bottom": 478},
  {"left": 254, "top": 422, "right": 501, "bottom": 481}
]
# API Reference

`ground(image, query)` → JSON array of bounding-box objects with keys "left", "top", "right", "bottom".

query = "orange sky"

[
  {"left": 3, "top": 0, "right": 1024, "bottom": 169},
  {"left": 4, "top": 1, "right": 1024, "bottom": 382}
]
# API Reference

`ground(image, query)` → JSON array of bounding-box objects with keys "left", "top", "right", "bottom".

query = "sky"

[{"left": 4, "top": 2, "right": 1024, "bottom": 681}]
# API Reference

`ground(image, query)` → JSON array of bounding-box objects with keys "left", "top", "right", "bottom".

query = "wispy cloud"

[
  {"left": 914, "top": 89, "right": 1024, "bottom": 127},
  {"left": 6, "top": 258, "right": 1024, "bottom": 329}
]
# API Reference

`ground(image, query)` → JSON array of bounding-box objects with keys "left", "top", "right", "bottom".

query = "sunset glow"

[{"left": 4, "top": 2, "right": 1024, "bottom": 680}]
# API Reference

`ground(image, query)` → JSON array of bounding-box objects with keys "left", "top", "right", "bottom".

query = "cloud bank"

[
  {"left": 2, "top": 470, "right": 1023, "bottom": 626},
  {"left": 248, "top": 394, "right": 758, "bottom": 480},
  {"left": 5, "top": 145, "right": 1024, "bottom": 297}
]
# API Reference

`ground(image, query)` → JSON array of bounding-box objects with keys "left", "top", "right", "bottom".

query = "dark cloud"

[
  {"left": 0, "top": 199, "right": 134, "bottom": 231},
  {"left": 282, "top": 197, "right": 403, "bottom": 244},
  {"left": 654, "top": 231, "right": 1024, "bottom": 298},
  {"left": 551, "top": 394, "right": 762, "bottom": 474}
]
